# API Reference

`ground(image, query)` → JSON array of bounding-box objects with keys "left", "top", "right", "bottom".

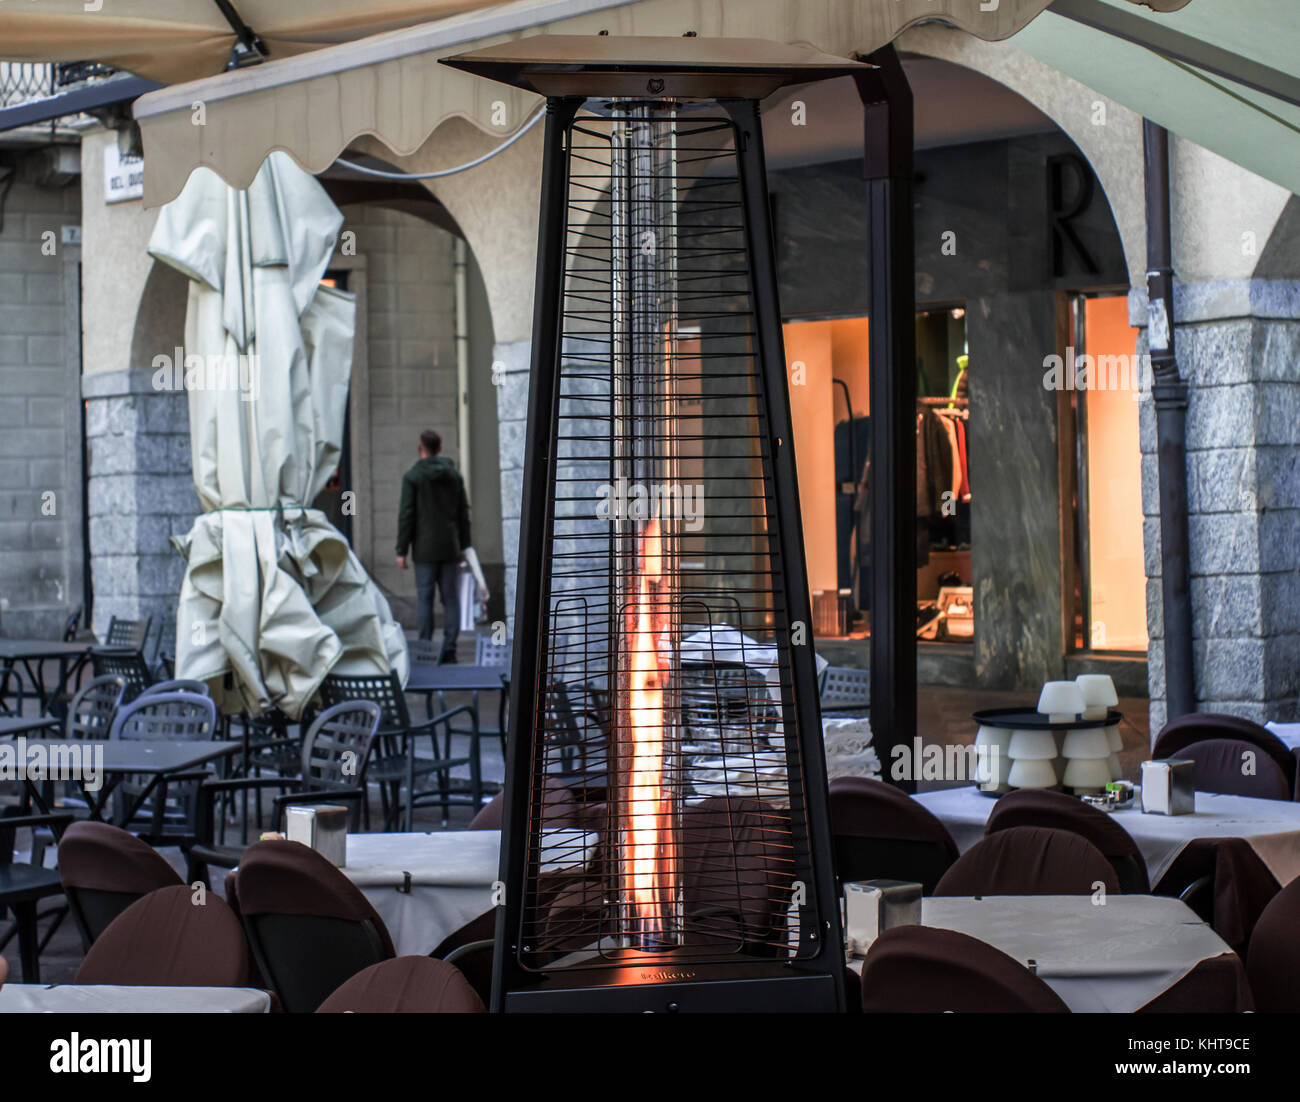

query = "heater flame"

[{"left": 624, "top": 515, "right": 676, "bottom": 945}]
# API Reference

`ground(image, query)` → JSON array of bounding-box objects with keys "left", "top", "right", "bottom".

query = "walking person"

[{"left": 396, "top": 429, "right": 472, "bottom": 664}]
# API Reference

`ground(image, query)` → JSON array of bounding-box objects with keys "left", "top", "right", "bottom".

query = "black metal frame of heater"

[{"left": 494, "top": 92, "right": 847, "bottom": 1013}]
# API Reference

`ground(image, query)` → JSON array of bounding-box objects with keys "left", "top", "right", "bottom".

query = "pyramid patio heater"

[{"left": 443, "top": 35, "right": 866, "bottom": 1013}]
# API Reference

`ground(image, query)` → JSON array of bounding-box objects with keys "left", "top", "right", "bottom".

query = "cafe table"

[
  {"left": 915, "top": 784, "right": 1300, "bottom": 887},
  {"left": 340, "top": 828, "right": 595, "bottom": 955},
  {"left": 16, "top": 739, "right": 240, "bottom": 824},
  {"left": 0, "top": 984, "right": 271, "bottom": 1013},
  {"left": 847, "top": 895, "right": 1249, "bottom": 1013},
  {"left": 0, "top": 715, "right": 60, "bottom": 738},
  {"left": 0, "top": 640, "right": 92, "bottom": 712}
]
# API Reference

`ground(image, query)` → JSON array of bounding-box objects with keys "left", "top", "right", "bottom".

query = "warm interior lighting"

[{"left": 623, "top": 515, "right": 677, "bottom": 947}]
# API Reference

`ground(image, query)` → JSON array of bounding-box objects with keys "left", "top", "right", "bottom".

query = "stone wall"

[
  {"left": 82, "top": 370, "right": 198, "bottom": 659},
  {"left": 1139, "top": 281, "right": 1300, "bottom": 730},
  {"left": 0, "top": 171, "right": 84, "bottom": 639}
]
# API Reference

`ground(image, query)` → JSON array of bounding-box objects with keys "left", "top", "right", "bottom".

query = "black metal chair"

[
  {"left": 62, "top": 606, "right": 84, "bottom": 642},
  {"left": 58, "top": 821, "right": 185, "bottom": 950},
  {"left": 108, "top": 691, "right": 219, "bottom": 845},
  {"left": 187, "top": 700, "right": 381, "bottom": 884},
  {"left": 104, "top": 615, "right": 152, "bottom": 653},
  {"left": 90, "top": 645, "right": 155, "bottom": 703},
  {"left": 820, "top": 665, "right": 871, "bottom": 713},
  {"left": 63, "top": 674, "right": 126, "bottom": 739},
  {"left": 141, "top": 678, "right": 211, "bottom": 698},
  {"left": 233, "top": 839, "right": 396, "bottom": 1013},
  {"left": 317, "top": 671, "right": 475, "bottom": 830},
  {"left": 0, "top": 809, "right": 74, "bottom": 982}
]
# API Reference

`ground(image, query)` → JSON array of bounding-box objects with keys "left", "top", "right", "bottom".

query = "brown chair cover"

[
  {"left": 680, "top": 796, "right": 792, "bottom": 951},
  {"left": 1138, "top": 953, "right": 1254, "bottom": 1013},
  {"left": 1161, "top": 737, "right": 1291, "bottom": 801},
  {"left": 469, "top": 777, "right": 576, "bottom": 830},
  {"left": 58, "top": 821, "right": 183, "bottom": 894},
  {"left": 828, "top": 777, "right": 960, "bottom": 893},
  {"left": 1154, "top": 837, "right": 1280, "bottom": 955},
  {"left": 75, "top": 884, "right": 250, "bottom": 987},
  {"left": 1246, "top": 873, "right": 1300, "bottom": 1011},
  {"left": 935, "top": 826, "right": 1119, "bottom": 896},
  {"left": 316, "top": 956, "right": 485, "bottom": 1013},
  {"left": 233, "top": 839, "right": 395, "bottom": 956},
  {"left": 986, "top": 788, "right": 1149, "bottom": 892},
  {"left": 829, "top": 777, "right": 959, "bottom": 850},
  {"left": 1155, "top": 713, "right": 1296, "bottom": 796},
  {"left": 859, "top": 925, "right": 1070, "bottom": 1013}
]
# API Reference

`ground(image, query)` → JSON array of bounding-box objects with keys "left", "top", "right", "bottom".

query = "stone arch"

[
  {"left": 128, "top": 258, "right": 189, "bottom": 372},
  {"left": 900, "top": 23, "right": 1147, "bottom": 289}
]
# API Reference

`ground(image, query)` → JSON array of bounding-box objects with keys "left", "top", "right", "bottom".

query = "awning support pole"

[
  {"left": 855, "top": 47, "right": 917, "bottom": 790},
  {"left": 1143, "top": 120, "right": 1195, "bottom": 721}
]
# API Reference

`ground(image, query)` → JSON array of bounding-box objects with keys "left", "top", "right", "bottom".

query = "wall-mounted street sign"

[{"left": 104, "top": 143, "right": 143, "bottom": 203}]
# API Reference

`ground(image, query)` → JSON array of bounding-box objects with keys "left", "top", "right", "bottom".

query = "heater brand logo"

[
  {"left": 49, "top": 1034, "right": 151, "bottom": 1082},
  {"left": 889, "top": 738, "right": 999, "bottom": 784},
  {"left": 640, "top": 968, "right": 697, "bottom": 983},
  {"left": 596, "top": 479, "right": 704, "bottom": 532}
]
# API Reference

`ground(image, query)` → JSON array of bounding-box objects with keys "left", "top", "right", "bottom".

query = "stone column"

[
  {"left": 82, "top": 370, "right": 198, "bottom": 658},
  {"left": 1139, "top": 281, "right": 1300, "bottom": 731}
]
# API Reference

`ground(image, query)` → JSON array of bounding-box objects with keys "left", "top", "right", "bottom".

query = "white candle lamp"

[
  {"left": 1037, "top": 681, "right": 1085, "bottom": 724},
  {"left": 974, "top": 726, "right": 1012, "bottom": 792},
  {"left": 1007, "top": 758, "right": 1057, "bottom": 789},
  {"left": 1075, "top": 674, "right": 1118, "bottom": 721},
  {"left": 1008, "top": 729, "right": 1057, "bottom": 760},
  {"left": 1062, "top": 728, "right": 1111, "bottom": 759},
  {"left": 1062, "top": 757, "right": 1114, "bottom": 792}
]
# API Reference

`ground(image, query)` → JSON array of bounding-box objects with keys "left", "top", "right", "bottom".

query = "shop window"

[
  {"left": 784, "top": 307, "right": 972, "bottom": 645},
  {"left": 1065, "top": 293, "right": 1148, "bottom": 652}
]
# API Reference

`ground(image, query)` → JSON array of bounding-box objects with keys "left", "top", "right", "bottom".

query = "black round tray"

[{"left": 970, "top": 707, "right": 1123, "bottom": 732}]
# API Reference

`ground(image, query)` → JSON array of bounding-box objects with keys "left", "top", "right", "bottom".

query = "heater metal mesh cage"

[{"left": 515, "top": 100, "right": 823, "bottom": 971}]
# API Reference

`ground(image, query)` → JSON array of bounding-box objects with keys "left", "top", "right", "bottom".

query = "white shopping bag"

[{"left": 458, "top": 570, "right": 478, "bottom": 633}]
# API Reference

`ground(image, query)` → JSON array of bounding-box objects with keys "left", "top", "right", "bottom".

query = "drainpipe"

[
  {"left": 1143, "top": 121, "right": 1195, "bottom": 720},
  {"left": 454, "top": 237, "right": 471, "bottom": 489}
]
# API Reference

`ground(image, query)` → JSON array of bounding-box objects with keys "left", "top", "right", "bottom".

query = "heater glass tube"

[{"left": 611, "top": 100, "right": 683, "bottom": 951}]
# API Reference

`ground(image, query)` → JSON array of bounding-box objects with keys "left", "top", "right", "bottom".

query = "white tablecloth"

[
  {"left": 849, "top": 895, "right": 1234, "bottom": 1013},
  {"left": 915, "top": 785, "right": 1300, "bottom": 886},
  {"left": 341, "top": 829, "right": 596, "bottom": 956},
  {"left": 1265, "top": 721, "right": 1300, "bottom": 751},
  {"left": 0, "top": 984, "right": 270, "bottom": 1013}
]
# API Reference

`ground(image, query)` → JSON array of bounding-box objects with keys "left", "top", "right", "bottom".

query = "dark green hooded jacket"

[{"left": 396, "top": 456, "right": 471, "bottom": 563}]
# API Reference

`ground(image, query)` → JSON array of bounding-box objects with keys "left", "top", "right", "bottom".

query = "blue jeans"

[{"left": 414, "top": 560, "right": 460, "bottom": 657}]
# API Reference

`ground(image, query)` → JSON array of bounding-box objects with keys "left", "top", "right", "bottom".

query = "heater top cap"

[{"left": 439, "top": 34, "right": 870, "bottom": 100}]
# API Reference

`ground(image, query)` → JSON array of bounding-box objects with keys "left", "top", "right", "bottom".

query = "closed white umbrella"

[{"left": 148, "top": 151, "right": 408, "bottom": 719}]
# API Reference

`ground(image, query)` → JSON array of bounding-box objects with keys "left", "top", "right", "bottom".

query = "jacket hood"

[{"left": 412, "top": 456, "right": 459, "bottom": 481}]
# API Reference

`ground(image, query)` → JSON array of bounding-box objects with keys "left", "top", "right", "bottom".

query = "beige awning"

[
  {"left": 124, "top": 0, "right": 1191, "bottom": 206},
  {"left": 0, "top": 1, "right": 509, "bottom": 84},
  {"left": 1012, "top": 0, "right": 1300, "bottom": 195}
]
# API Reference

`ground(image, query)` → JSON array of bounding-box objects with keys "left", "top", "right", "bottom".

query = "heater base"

[{"left": 502, "top": 961, "right": 842, "bottom": 1013}]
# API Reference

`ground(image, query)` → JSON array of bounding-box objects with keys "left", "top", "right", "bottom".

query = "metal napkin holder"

[
  {"left": 284, "top": 804, "right": 349, "bottom": 866},
  {"left": 1140, "top": 759, "right": 1196, "bottom": 815},
  {"left": 844, "top": 879, "right": 922, "bottom": 957}
]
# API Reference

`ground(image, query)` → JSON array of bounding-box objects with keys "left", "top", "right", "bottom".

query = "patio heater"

[{"left": 443, "top": 35, "right": 865, "bottom": 1013}]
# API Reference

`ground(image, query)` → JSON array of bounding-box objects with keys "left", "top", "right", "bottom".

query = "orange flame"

[{"left": 624, "top": 516, "right": 675, "bottom": 944}]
